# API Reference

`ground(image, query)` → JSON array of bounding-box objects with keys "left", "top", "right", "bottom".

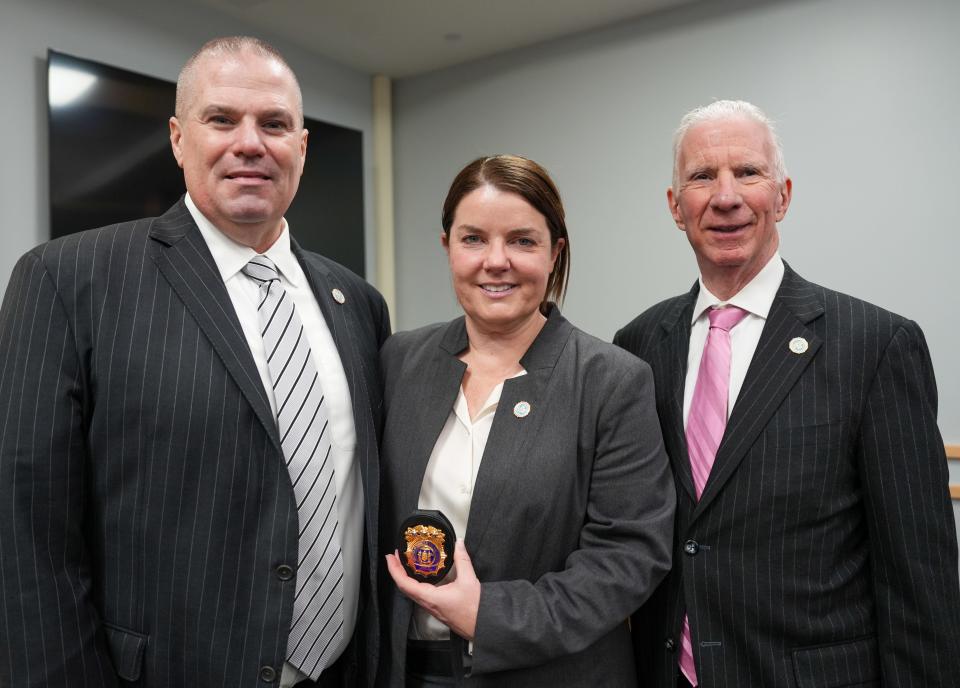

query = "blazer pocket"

[
  {"left": 102, "top": 621, "right": 149, "bottom": 681},
  {"left": 792, "top": 636, "right": 879, "bottom": 688}
]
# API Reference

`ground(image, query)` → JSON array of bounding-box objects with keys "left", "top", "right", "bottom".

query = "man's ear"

[
  {"left": 667, "top": 187, "right": 685, "bottom": 230},
  {"left": 776, "top": 177, "right": 793, "bottom": 222},
  {"left": 169, "top": 117, "right": 185, "bottom": 169},
  {"left": 298, "top": 127, "right": 308, "bottom": 177}
]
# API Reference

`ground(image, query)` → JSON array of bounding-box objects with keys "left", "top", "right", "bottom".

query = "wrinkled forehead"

[
  {"left": 184, "top": 50, "right": 302, "bottom": 119},
  {"left": 679, "top": 117, "right": 775, "bottom": 167},
  {"left": 196, "top": 52, "right": 292, "bottom": 91}
]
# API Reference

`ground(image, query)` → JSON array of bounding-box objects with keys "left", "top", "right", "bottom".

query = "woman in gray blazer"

[{"left": 377, "top": 155, "right": 675, "bottom": 687}]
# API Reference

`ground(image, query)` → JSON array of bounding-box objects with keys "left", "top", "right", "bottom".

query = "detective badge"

[{"left": 398, "top": 509, "right": 456, "bottom": 584}]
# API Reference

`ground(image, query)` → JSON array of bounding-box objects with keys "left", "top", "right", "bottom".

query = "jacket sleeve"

[
  {"left": 471, "top": 358, "right": 676, "bottom": 673},
  {"left": 858, "top": 320, "right": 960, "bottom": 686},
  {"left": 0, "top": 251, "right": 118, "bottom": 687}
]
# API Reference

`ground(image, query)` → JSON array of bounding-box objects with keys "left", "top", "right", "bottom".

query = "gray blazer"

[
  {"left": 377, "top": 308, "right": 675, "bottom": 686},
  {"left": 615, "top": 264, "right": 960, "bottom": 688},
  {"left": 0, "top": 199, "right": 390, "bottom": 687}
]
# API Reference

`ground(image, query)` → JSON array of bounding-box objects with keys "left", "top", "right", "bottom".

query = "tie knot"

[
  {"left": 708, "top": 305, "right": 748, "bottom": 332},
  {"left": 242, "top": 256, "right": 280, "bottom": 284}
]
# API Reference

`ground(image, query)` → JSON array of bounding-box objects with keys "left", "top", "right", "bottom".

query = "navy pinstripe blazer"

[
  {"left": 0, "top": 200, "right": 389, "bottom": 687},
  {"left": 615, "top": 264, "right": 960, "bottom": 688}
]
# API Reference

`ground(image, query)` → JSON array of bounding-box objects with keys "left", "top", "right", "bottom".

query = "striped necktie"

[
  {"left": 242, "top": 256, "right": 345, "bottom": 679},
  {"left": 679, "top": 305, "right": 748, "bottom": 687}
]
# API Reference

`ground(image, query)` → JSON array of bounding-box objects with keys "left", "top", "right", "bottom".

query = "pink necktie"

[{"left": 679, "top": 305, "right": 748, "bottom": 687}]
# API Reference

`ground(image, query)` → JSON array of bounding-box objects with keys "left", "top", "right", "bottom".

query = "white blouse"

[{"left": 410, "top": 371, "right": 525, "bottom": 640}]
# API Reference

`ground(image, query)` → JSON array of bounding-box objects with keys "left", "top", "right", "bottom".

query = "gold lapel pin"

[
  {"left": 331, "top": 288, "right": 346, "bottom": 304},
  {"left": 513, "top": 401, "right": 531, "bottom": 418},
  {"left": 789, "top": 337, "right": 809, "bottom": 354}
]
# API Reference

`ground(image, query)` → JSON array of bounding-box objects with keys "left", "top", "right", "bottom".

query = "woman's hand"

[{"left": 386, "top": 542, "right": 481, "bottom": 640}]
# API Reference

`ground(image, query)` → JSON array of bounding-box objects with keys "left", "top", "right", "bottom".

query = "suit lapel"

[
  {"left": 150, "top": 201, "right": 281, "bottom": 453},
  {"left": 693, "top": 266, "right": 824, "bottom": 520},
  {"left": 466, "top": 311, "right": 571, "bottom": 553},
  {"left": 397, "top": 320, "right": 468, "bottom": 516},
  {"left": 656, "top": 287, "right": 698, "bottom": 503}
]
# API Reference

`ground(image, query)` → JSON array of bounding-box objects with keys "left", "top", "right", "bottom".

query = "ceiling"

[{"left": 196, "top": 0, "right": 701, "bottom": 78}]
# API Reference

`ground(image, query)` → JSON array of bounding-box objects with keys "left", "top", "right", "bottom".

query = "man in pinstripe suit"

[
  {"left": 0, "top": 38, "right": 388, "bottom": 687},
  {"left": 616, "top": 100, "right": 960, "bottom": 687}
]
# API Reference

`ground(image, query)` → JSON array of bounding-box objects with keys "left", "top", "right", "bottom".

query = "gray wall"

[
  {"left": 0, "top": 0, "right": 378, "bottom": 288},
  {"left": 392, "top": 0, "right": 960, "bottom": 442}
]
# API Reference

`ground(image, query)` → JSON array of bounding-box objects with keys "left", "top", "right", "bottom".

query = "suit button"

[
  {"left": 664, "top": 638, "right": 676, "bottom": 651},
  {"left": 275, "top": 564, "right": 294, "bottom": 581},
  {"left": 259, "top": 665, "right": 277, "bottom": 682},
  {"left": 684, "top": 540, "right": 699, "bottom": 555}
]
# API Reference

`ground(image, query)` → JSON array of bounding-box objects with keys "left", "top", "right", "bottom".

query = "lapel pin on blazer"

[
  {"left": 789, "top": 337, "right": 809, "bottom": 354},
  {"left": 331, "top": 288, "right": 346, "bottom": 304},
  {"left": 513, "top": 401, "right": 531, "bottom": 418}
]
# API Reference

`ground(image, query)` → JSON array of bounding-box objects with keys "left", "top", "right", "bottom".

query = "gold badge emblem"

[
  {"left": 789, "top": 337, "right": 809, "bottom": 354},
  {"left": 403, "top": 524, "right": 448, "bottom": 578}
]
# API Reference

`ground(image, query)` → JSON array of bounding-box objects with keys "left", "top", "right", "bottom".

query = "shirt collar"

[
  {"left": 691, "top": 252, "right": 784, "bottom": 324},
  {"left": 184, "top": 192, "right": 302, "bottom": 287}
]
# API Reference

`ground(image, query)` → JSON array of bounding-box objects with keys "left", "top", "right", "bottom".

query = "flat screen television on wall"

[{"left": 47, "top": 49, "right": 366, "bottom": 277}]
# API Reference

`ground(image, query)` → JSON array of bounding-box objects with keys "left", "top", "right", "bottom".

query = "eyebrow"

[
  {"left": 454, "top": 225, "right": 540, "bottom": 234},
  {"left": 198, "top": 104, "right": 296, "bottom": 123}
]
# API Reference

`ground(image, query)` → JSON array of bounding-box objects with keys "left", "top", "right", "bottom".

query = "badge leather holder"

[{"left": 398, "top": 510, "right": 456, "bottom": 584}]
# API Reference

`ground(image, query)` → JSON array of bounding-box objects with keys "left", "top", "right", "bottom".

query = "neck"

[
  {"left": 700, "top": 269, "right": 755, "bottom": 301},
  {"left": 699, "top": 252, "right": 776, "bottom": 301},
  {"left": 226, "top": 222, "right": 284, "bottom": 254},
  {"left": 463, "top": 309, "right": 547, "bottom": 366}
]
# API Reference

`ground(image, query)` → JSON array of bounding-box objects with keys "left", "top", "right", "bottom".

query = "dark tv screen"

[{"left": 48, "top": 49, "right": 365, "bottom": 276}]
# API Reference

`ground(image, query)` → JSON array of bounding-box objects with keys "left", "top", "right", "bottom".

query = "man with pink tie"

[{"left": 615, "top": 99, "right": 960, "bottom": 687}]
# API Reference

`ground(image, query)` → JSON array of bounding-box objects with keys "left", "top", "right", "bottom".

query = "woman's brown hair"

[{"left": 442, "top": 155, "right": 571, "bottom": 306}]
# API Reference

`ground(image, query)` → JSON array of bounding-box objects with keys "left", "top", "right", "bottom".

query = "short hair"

[
  {"left": 672, "top": 99, "right": 787, "bottom": 189},
  {"left": 442, "top": 155, "right": 571, "bottom": 307},
  {"left": 175, "top": 36, "right": 303, "bottom": 125}
]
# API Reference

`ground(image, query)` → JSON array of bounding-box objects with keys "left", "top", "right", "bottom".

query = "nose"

[
  {"left": 233, "top": 118, "right": 266, "bottom": 157},
  {"left": 483, "top": 239, "right": 509, "bottom": 271},
  {"left": 710, "top": 172, "right": 742, "bottom": 211}
]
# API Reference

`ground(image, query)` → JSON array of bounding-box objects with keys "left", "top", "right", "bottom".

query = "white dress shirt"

[
  {"left": 683, "top": 253, "right": 785, "bottom": 426},
  {"left": 185, "top": 194, "right": 361, "bottom": 683},
  {"left": 410, "top": 371, "right": 526, "bottom": 641}
]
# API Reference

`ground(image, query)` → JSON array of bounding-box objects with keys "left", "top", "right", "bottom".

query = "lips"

[
  {"left": 225, "top": 170, "right": 271, "bottom": 180},
  {"left": 480, "top": 283, "right": 517, "bottom": 296},
  {"left": 708, "top": 223, "right": 749, "bottom": 232}
]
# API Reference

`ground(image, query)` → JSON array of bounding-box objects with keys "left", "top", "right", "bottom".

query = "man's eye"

[
  {"left": 691, "top": 172, "right": 712, "bottom": 181},
  {"left": 462, "top": 235, "right": 482, "bottom": 244},
  {"left": 210, "top": 115, "right": 232, "bottom": 125},
  {"left": 264, "top": 121, "right": 286, "bottom": 130}
]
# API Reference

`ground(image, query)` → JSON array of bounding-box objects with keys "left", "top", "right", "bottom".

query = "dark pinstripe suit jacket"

[
  {"left": 0, "top": 200, "right": 389, "bottom": 687},
  {"left": 614, "top": 264, "right": 960, "bottom": 688}
]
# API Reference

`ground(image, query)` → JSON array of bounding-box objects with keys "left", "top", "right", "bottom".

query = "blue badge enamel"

[{"left": 513, "top": 401, "right": 531, "bottom": 418}]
